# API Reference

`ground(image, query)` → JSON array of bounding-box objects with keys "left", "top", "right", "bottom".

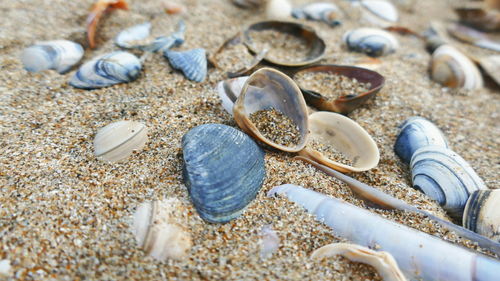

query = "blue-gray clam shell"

[
  {"left": 292, "top": 2, "right": 342, "bottom": 26},
  {"left": 115, "top": 20, "right": 186, "bottom": 52},
  {"left": 410, "top": 145, "right": 487, "bottom": 220},
  {"left": 343, "top": 27, "right": 399, "bottom": 57},
  {"left": 69, "top": 51, "right": 141, "bottom": 89},
  {"left": 21, "top": 40, "right": 84, "bottom": 73},
  {"left": 115, "top": 22, "right": 152, "bottom": 49},
  {"left": 164, "top": 48, "right": 207, "bottom": 82},
  {"left": 182, "top": 124, "right": 266, "bottom": 223},
  {"left": 394, "top": 117, "right": 448, "bottom": 164}
]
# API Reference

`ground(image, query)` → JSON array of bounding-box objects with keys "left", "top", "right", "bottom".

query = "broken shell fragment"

[
  {"left": 430, "top": 44, "right": 483, "bottom": 89},
  {"left": 94, "top": 120, "right": 148, "bottom": 162},
  {"left": 233, "top": 68, "right": 310, "bottom": 152},
  {"left": 292, "top": 64, "right": 385, "bottom": 114},
  {"left": 217, "top": 76, "right": 249, "bottom": 115},
  {"left": 164, "top": 48, "right": 207, "bottom": 82},
  {"left": 311, "top": 243, "right": 407, "bottom": 281},
  {"left": 343, "top": 27, "right": 399, "bottom": 57},
  {"left": 260, "top": 225, "right": 280, "bottom": 259},
  {"left": 448, "top": 24, "right": 500, "bottom": 52},
  {"left": 115, "top": 22, "right": 151, "bottom": 49},
  {"left": 132, "top": 198, "right": 192, "bottom": 260},
  {"left": 463, "top": 190, "right": 500, "bottom": 243},
  {"left": 292, "top": 2, "right": 343, "bottom": 26},
  {"left": 87, "top": 0, "right": 129, "bottom": 49},
  {"left": 298, "top": 112, "right": 379, "bottom": 173},
  {"left": 21, "top": 40, "right": 84, "bottom": 73},
  {"left": 360, "top": 0, "right": 399, "bottom": 26}
]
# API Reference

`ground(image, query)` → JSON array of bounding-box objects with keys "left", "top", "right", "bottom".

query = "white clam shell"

[
  {"left": 94, "top": 120, "right": 148, "bottom": 162},
  {"left": 265, "top": 0, "right": 292, "bottom": 19},
  {"left": 361, "top": 0, "right": 399, "bottom": 25},
  {"left": 216, "top": 76, "right": 249, "bottom": 115},
  {"left": 21, "top": 40, "right": 83, "bottom": 73},
  {"left": 343, "top": 27, "right": 399, "bottom": 57},
  {"left": 115, "top": 22, "right": 152, "bottom": 49}
]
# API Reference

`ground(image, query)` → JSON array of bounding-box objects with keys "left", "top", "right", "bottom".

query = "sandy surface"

[{"left": 1, "top": 0, "right": 499, "bottom": 280}]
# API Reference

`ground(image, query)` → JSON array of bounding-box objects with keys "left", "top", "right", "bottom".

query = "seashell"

[
  {"left": 94, "top": 120, "right": 148, "bottom": 162},
  {"left": 233, "top": 68, "right": 310, "bottom": 153},
  {"left": 0, "top": 260, "right": 11, "bottom": 278},
  {"left": 164, "top": 48, "right": 207, "bottom": 82},
  {"left": 232, "top": 0, "right": 265, "bottom": 9},
  {"left": 244, "top": 21, "right": 326, "bottom": 67},
  {"left": 478, "top": 55, "right": 500, "bottom": 86},
  {"left": 260, "top": 225, "right": 280, "bottom": 259},
  {"left": 265, "top": 0, "right": 292, "bottom": 20},
  {"left": 70, "top": 51, "right": 142, "bottom": 89},
  {"left": 87, "top": 0, "right": 129, "bottom": 49},
  {"left": 448, "top": 24, "right": 500, "bottom": 52},
  {"left": 21, "top": 40, "right": 84, "bottom": 73},
  {"left": 463, "top": 190, "right": 500, "bottom": 243},
  {"left": 297, "top": 112, "right": 379, "bottom": 173},
  {"left": 422, "top": 21, "right": 450, "bottom": 53},
  {"left": 132, "top": 198, "right": 192, "bottom": 260},
  {"left": 116, "top": 20, "right": 185, "bottom": 53},
  {"left": 360, "top": 0, "right": 399, "bottom": 26},
  {"left": 394, "top": 116, "right": 448, "bottom": 165},
  {"left": 455, "top": 6, "right": 500, "bottom": 32},
  {"left": 430, "top": 44, "right": 483, "bottom": 89},
  {"left": 182, "top": 124, "right": 266, "bottom": 223},
  {"left": 311, "top": 243, "right": 407, "bottom": 281},
  {"left": 216, "top": 76, "right": 249, "bottom": 115},
  {"left": 410, "top": 145, "right": 487, "bottom": 220},
  {"left": 292, "top": 64, "right": 385, "bottom": 114},
  {"left": 292, "top": 2, "right": 343, "bottom": 26},
  {"left": 115, "top": 22, "right": 152, "bottom": 49},
  {"left": 162, "top": 1, "right": 186, "bottom": 14},
  {"left": 343, "top": 27, "right": 399, "bottom": 57}
]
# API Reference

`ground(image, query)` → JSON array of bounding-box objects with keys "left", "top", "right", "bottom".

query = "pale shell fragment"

[
  {"left": 311, "top": 243, "right": 407, "bottom": 281},
  {"left": 360, "top": 0, "right": 398, "bottom": 27},
  {"left": 463, "top": 190, "right": 500, "bottom": 243},
  {"left": 265, "top": 0, "right": 292, "bottom": 20},
  {"left": 260, "top": 225, "right": 280, "bottom": 259},
  {"left": 216, "top": 76, "right": 248, "bottom": 115},
  {"left": 0, "top": 260, "right": 11, "bottom": 277},
  {"left": 94, "top": 120, "right": 148, "bottom": 162},
  {"left": 21, "top": 40, "right": 84, "bottom": 73}
]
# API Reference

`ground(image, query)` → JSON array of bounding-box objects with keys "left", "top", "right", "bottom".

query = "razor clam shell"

[
  {"left": 343, "top": 27, "right": 399, "bottom": 57},
  {"left": 164, "top": 48, "right": 207, "bottom": 82},
  {"left": 182, "top": 124, "right": 266, "bottom": 223},
  {"left": 21, "top": 40, "right": 84, "bottom": 73},
  {"left": 361, "top": 0, "right": 399, "bottom": 26},
  {"left": 216, "top": 76, "right": 249, "bottom": 115},
  {"left": 463, "top": 190, "right": 500, "bottom": 243},
  {"left": 292, "top": 2, "right": 343, "bottom": 26},
  {"left": 70, "top": 51, "right": 142, "bottom": 89},
  {"left": 430, "top": 44, "right": 483, "bottom": 89},
  {"left": 410, "top": 145, "right": 487, "bottom": 220},
  {"left": 94, "top": 120, "right": 148, "bottom": 162},
  {"left": 394, "top": 116, "right": 448, "bottom": 165}
]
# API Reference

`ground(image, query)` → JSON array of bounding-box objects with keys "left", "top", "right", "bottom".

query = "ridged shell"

[
  {"left": 292, "top": 2, "right": 343, "bottom": 26},
  {"left": 94, "top": 120, "right": 148, "bottom": 162},
  {"left": 430, "top": 44, "right": 483, "bottom": 89},
  {"left": 21, "top": 40, "right": 84, "bottom": 73},
  {"left": 463, "top": 190, "right": 500, "bottom": 242},
  {"left": 132, "top": 198, "right": 192, "bottom": 260},
  {"left": 164, "top": 48, "right": 207, "bottom": 82},
  {"left": 410, "top": 145, "right": 487, "bottom": 220},
  {"left": 361, "top": 0, "right": 399, "bottom": 24},
  {"left": 343, "top": 28, "right": 399, "bottom": 57},
  {"left": 216, "top": 76, "right": 249, "bottom": 115},
  {"left": 70, "top": 51, "right": 142, "bottom": 89},
  {"left": 394, "top": 117, "right": 448, "bottom": 164},
  {"left": 182, "top": 124, "right": 266, "bottom": 223}
]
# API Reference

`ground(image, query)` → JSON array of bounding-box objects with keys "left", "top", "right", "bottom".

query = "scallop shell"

[
  {"left": 410, "top": 145, "right": 487, "bottom": 220},
  {"left": 430, "top": 44, "right": 483, "bottom": 89},
  {"left": 394, "top": 117, "right": 448, "bottom": 165},
  {"left": 21, "top": 40, "right": 84, "bottom": 73},
  {"left": 132, "top": 198, "right": 192, "bottom": 260},
  {"left": 216, "top": 76, "right": 249, "bottom": 115},
  {"left": 164, "top": 48, "right": 207, "bottom": 82},
  {"left": 182, "top": 124, "right": 266, "bottom": 223},
  {"left": 297, "top": 112, "right": 379, "bottom": 173},
  {"left": 360, "top": 0, "right": 399, "bottom": 26},
  {"left": 233, "top": 68, "right": 310, "bottom": 153},
  {"left": 343, "top": 27, "right": 399, "bottom": 57},
  {"left": 94, "top": 120, "right": 148, "bottom": 162},
  {"left": 292, "top": 2, "right": 343, "bottom": 26},
  {"left": 463, "top": 190, "right": 500, "bottom": 242},
  {"left": 69, "top": 51, "right": 142, "bottom": 89}
]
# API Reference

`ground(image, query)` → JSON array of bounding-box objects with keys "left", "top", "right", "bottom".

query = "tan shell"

[
  {"left": 297, "top": 112, "right": 379, "bottom": 172},
  {"left": 478, "top": 55, "right": 500, "bottom": 86},
  {"left": 455, "top": 6, "right": 500, "bottom": 32},
  {"left": 463, "top": 190, "right": 500, "bottom": 243},
  {"left": 94, "top": 120, "right": 148, "bottom": 162},
  {"left": 311, "top": 243, "right": 407, "bottom": 281},
  {"left": 233, "top": 68, "right": 310, "bottom": 152}
]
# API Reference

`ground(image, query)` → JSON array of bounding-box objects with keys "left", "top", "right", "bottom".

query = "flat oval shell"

[
  {"left": 21, "top": 40, "right": 84, "bottom": 73},
  {"left": 361, "top": 0, "right": 399, "bottom": 22},
  {"left": 94, "top": 120, "right": 148, "bottom": 162},
  {"left": 463, "top": 190, "right": 500, "bottom": 242},
  {"left": 343, "top": 28, "right": 399, "bottom": 57}
]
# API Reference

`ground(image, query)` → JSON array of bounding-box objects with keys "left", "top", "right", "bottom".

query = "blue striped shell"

[
  {"left": 69, "top": 51, "right": 141, "bottom": 89},
  {"left": 343, "top": 27, "right": 399, "bottom": 57},
  {"left": 164, "top": 48, "right": 207, "bottom": 82},
  {"left": 182, "top": 124, "right": 266, "bottom": 223},
  {"left": 21, "top": 40, "right": 84, "bottom": 73}
]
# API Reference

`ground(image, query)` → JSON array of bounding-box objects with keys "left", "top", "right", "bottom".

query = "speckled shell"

[
  {"left": 292, "top": 2, "right": 343, "bottom": 26},
  {"left": 430, "top": 44, "right": 483, "bottom": 89},
  {"left": 361, "top": 0, "right": 399, "bottom": 25},
  {"left": 463, "top": 190, "right": 500, "bottom": 242},
  {"left": 182, "top": 124, "right": 266, "bottom": 223},
  {"left": 410, "top": 145, "right": 487, "bottom": 220},
  {"left": 132, "top": 198, "right": 192, "bottom": 260},
  {"left": 216, "top": 76, "right": 249, "bottom": 115},
  {"left": 394, "top": 117, "right": 448, "bottom": 165},
  {"left": 94, "top": 120, "right": 148, "bottom": 162},
  {"left": 21, "top": 40, "right": 83, "bottom": 73},
  {"left": 164, "top": 48, "right": 207, "bottom": 82},
  {"left": 70, "top": 51, "right": 142, "bottom": 89},
  {"left": 343, "top": 28, "right": 399, "bottom": 57}
]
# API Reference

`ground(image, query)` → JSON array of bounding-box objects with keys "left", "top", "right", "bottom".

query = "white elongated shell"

[
  {"left": 115, "top": 22, "right": 152, "bottom": 48},
  {"left": 361, "top": 0, "right": 399, "bottom": 23},
  {"left": 266, "top": 0, "right": 292, "bottom": 19},
  {"left": 311, "top": 243, "right": 407, "bottom": 281},
  {"left": 21, "top": 40, "right": 83, "bottom": 73},
  {"left": 430, "top": 45, "right": 483, "bottom": 89},
  {"left": 343, "top": 28, "right": 399, "bottom": 57},
  {"left": 133, "top": 198, "right": 192, "bottom": 260},
  {"left": 216, "top": 76, "right": 249, "bottom": 115},
  {"left": 94, "top": 120, "right": 148, "bottom": 162},
  {"left": 463, "top": 190, "right": 500, "bottom": 242}
]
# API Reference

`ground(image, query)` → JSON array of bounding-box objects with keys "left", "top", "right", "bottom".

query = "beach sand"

[{"left": 0, "top": 0, "right": 499, "bottom": 279}]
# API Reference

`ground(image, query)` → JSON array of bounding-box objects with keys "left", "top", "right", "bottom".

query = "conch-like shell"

[
  {"left": 463, "top": 190, "right": 500, "bottom": 243},
  {"left": 87, "top": 0, "right": 129, "bottom": 49},
  {"left": 94, "top": 120, "right": 148, "bottom": 162},
  {"left": 233, "top": 68, "right": 310, "bottom": 152},
  {"left": 311, "top": 243, "right": 407, "bottom": 281},
  {"left": 21, "top": 40, "right": 84, "bottom": 73},
  {"left": 298, "top": 112, "right": 379, "bottom": 173}
]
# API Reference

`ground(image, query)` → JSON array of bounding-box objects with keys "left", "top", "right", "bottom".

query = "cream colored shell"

[
  {"left": 265, "top": 0, "right": 292, "bottom": 20},
  {"left": 94, "top": 120, "right": 148, "bottom": 162},
  {"left": 360, "top": 0, "right": 399, "bottom": 27},
  {"left": 463, "top": 190, "right": 500, "bottom": 242}
]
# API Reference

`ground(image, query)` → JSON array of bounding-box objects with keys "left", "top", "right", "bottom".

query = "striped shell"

[
  {"left": 463, "top": 190, "right": 500, "bottom": 242},
  {"left": 21, "top": 40, "right": 83, "bottom": 73},
  {"left": 292, "top": 2, "right": 343, "bottom": 26},
  {"left": 343, "top": 28, "right": 399, "bottom": 57},
  {"left": 164, "top": 48, "right": 207, "bottom": 82}
]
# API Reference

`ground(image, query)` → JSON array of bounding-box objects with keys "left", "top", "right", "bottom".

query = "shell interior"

[
  {"left": 216, "top": 76, "right": 249, "bottom": 115},
  {"left": 94, "top": 120, "right": 148, "bottom": 162}
]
